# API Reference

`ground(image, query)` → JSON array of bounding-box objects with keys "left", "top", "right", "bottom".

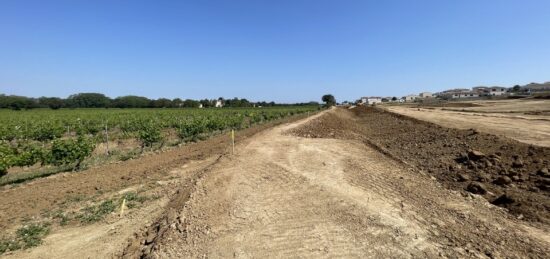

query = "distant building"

[
  {"left": 488, "top": 86, "right": 507, "bottom": 96},
  {"left": 419, "top": 92, "right": 433, "bottom": 98},
  {"left": 472, "top": 86, "right": 490, "bottom": 96},
  {"left": 215, "top": 100, "right": 223, "bottom": 107},
  {"left": 436, "top": 88, "right": 479, "bottom": 99},
  {"left": 403, "top": 95, "right": 419, "bottom": 102},
  {"left": 359, "top": 96, "right": 382, "bottom": 105},
  {"left": 471, "top": 86, "right": 507, "bottom": 96}
]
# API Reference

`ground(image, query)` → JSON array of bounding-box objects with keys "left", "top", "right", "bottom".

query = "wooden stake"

[
  {"left": 105, "top": 123, "right": 110, "bottom": 156},
  {"left": 231, "top": 129, "right": 235, "bottom": 155},
  {"left": 120, "top": 199, "right": 126, "bottom": 217}
]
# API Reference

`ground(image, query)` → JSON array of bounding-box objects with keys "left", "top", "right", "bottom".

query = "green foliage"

[
  {"left": 0, "top": 238, "right": 21, "bottom": 254},
  {"left": 13, "top": 143, "right": 46, "bottom": 167},
  {"left": 0, "top": 142, "right": 17, "bottom": 176},
  {"left": 112, "top": 95, "right": 152, "bottom": 108},
  {"left": 78, "top": 200, "right": 116, "bottom": 223},
  {"left": 177, "top": 118, "right": 207, "bottom": 141},
  {"left": 30, "top": 122, "right": 64, "bottom": 141},
  {"left": 66, "top": 93, "right": 111, "bottom": 108},
  {"left": 322, "top": 94, "right": 336, "bottom": 107},
  {"left": 138, "top": 121, "right": 164, "bottom": 148},
  {"left": 49, "top": 136, "right": 95, "bottom": 169},
  {"left": 0, "top": 223, "right": 50, "bottom": 254},
  {"left": 0, "top": 106, "right": 317, "bottom": 178},
  {"left": 122, "top": 192, "right": 147, "bottom": 208},
  {"left": 0, "top": 141, "right": 45, "bottom": 174},
  {"left": 16, "top": 223, "right": 50, "bottom": 248}
]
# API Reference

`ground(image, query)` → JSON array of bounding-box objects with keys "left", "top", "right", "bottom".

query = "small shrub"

[
  {"left": 177, "top": 119, "right": 208, "bottom": 141},
  {"left": 0, "top": 223, "right": 50, "bottom": 254},
  {"left": 48, "top": 136, "right": 95, "bottom": 170},
  {"left": 13, "top": 144, "right": 46, "bottom": 167},
  {"left": 138, "top": 122, "right": 163, "bottom": 149},
  {"left": 16, "top": 223, "right": 50, "bottom": 248},
  {"left": 122, "top": 192, "right": 147, "bottom": 208},
  {"left": 0, "top": 142, "right": 16, "bottom": 177},
  {"left": 0, "top": 238, "right": 21, "bottom": 254},
  {"left": 78, "top": 200, "right": 116, "bottom": 223}
]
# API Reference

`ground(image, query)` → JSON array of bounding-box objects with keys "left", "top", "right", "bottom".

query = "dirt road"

[{"left": 140, "top": 108, "right": 549, "bottom": 258}]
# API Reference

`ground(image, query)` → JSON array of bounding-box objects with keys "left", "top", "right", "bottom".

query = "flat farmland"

[
  {"left": 2, "top": 105, "right": 549, "bottom": 258},
  {"left": 386, "top": 99, "right": 550, "bottom": 147}
]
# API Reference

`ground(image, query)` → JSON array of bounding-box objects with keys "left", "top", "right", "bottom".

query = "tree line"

[{"left": 0, "top": 93, "right": 319, "bottom": 110}]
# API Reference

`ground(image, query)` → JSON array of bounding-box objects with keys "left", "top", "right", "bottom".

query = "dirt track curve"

[{"left": 137, "top": 108, "right": 549, "bottom": 258}]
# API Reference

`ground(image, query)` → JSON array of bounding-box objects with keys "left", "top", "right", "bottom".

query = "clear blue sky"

[{"left": 1, "top": 0, "right": 549, "bottom": 103}]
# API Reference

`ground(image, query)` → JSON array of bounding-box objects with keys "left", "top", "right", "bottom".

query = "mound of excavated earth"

[{"left": 290, "top": 106, "right": 550, "bottom": 225}]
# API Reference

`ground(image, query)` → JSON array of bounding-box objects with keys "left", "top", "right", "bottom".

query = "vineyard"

[{"left": 0, "top": 106, "right": 318, "bottom": 182}]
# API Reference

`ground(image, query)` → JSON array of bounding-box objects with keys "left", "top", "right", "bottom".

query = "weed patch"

[
  {"left": 78, "top": 200, "right": 116, "bottom": 223},
  {"left": 0, "top": 223, "right": 50, "bottom": 254}
]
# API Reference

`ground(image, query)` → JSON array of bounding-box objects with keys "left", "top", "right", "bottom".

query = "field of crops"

[{"left": 0, "top": 106, "right": 318, "bottom": 179}]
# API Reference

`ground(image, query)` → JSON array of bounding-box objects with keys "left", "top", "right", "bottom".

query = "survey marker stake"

[
  {"left": 120, "top": 198, "right": 126, "bottom": 217},
  {"left": 231, "top": 129, "right": 235, "bottom": 154}
]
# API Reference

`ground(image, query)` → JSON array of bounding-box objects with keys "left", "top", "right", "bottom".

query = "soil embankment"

[{"left": 292, "top": 106, "right": 550, "bottom": 225}]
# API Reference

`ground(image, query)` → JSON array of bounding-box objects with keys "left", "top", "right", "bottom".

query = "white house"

[
  {"left": 403, "top": 95, "right": 419, "bottom": 102},
  {"left": 488, "top": 86, "right": 507, "bottom": 96},
  {"left": 215, "top": 100, "right": 223, "bottom": 107},
  {"left": 360, "top": 96, "right": 382, "bottom": 105}
]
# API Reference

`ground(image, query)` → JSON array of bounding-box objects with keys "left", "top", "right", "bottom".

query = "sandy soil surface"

[
  {"left": 132, "top": 108, "right": 549, "bottom": 258},
  {"left": 386, "top": 103, "right": 550, "bottom": 147},
  {"left": 441, "top": 99, "right": 550, "bottom": 113}
]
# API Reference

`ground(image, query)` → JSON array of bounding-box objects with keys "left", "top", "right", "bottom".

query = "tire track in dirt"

[{"left": 138, "top": 108, "right": 549, "bottom": 258}]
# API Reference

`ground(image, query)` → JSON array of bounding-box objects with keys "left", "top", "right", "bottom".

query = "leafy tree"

[
  {"left": 512, "top": 85, "right": 521, "bottom": 92},
  {"left": 112, "top": 95, "right": 151, "bottom": 108},
  {"left": 321, "top": 94, "right": 336, "bottom": 107},
  {"left": 199, "top": 99, "right": 213, "bottom": 108},
  {"left": 172, "top": 98, "right": 184, "bottom": 108},
  {"left": 182, "top": 99, "right": 201, "bottom": 108},
  {"left": 0, "top": 95, "right": 38, "bottom": 110},
  {"left": 150, "top": 98, "right": 173, "bottom": 108},
  {"left": 67, "top": 93, "right": 111, "bottom": 108},
  {"left": 392, "top": 97, "right": 398, "bottom": 101},
  {"left": 38, "top": 97, "right": 64, "bottom": 109}
]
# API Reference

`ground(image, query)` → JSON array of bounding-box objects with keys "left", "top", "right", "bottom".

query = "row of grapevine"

[{"left": 0, "top": 106, "right": 319, "bottom": 176}]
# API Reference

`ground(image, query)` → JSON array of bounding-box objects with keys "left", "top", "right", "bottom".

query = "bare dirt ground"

[
  {"left": 132, "top": 108, "right": 549, "bottom": 258},
  {"left": 3, "top": 107, "right": 549, "bottom": 258},
  {"left": 0, "top": 115, "right": 310, "bottom": 258},
  {"left": 386, "top": 99, "right": 550, "bottom": 147}
]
